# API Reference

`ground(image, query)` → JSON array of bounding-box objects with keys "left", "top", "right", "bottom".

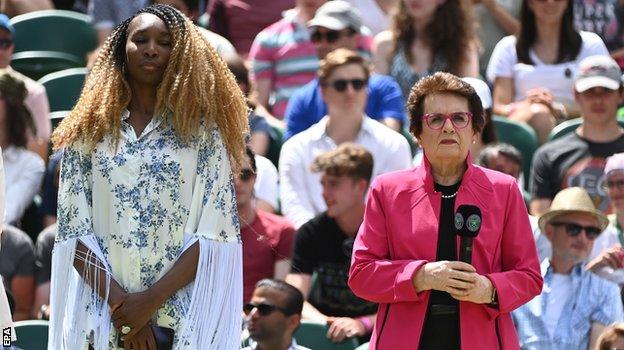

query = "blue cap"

[{"left": 0, "top": 14, "right": 14, "bottom": 35}]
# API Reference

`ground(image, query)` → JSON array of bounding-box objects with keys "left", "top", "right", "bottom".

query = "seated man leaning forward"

[
  {"left": 243, "top": 279, "right": 310, "bottom": 350},
  {"left": 513, "top": 187, "right": 624, "bottom": 350},
  {"left": 286, "top": 143, "right": 377, "bottom": 343}
]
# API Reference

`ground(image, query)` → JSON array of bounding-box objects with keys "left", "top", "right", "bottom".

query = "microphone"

[{"left": 454, "top": 205, "right": 482, "bottom": 264}]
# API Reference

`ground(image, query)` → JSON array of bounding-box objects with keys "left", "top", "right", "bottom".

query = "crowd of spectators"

[{"left": 2, "top": 0, "right": 624, "bottom": 348}]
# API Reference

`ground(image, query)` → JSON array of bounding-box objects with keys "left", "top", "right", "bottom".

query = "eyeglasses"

[
  {"left": 326, "top": 79, "right": 367, "bottom": 92},
  {"left": 550, "top": 222, "right": 602, "bottom": 240},
  {"left": 603, "top": 179, "right": 624, "bottom": 190},
  {"left": 421, "top": 112, "right": 473, "bottom": 130},
  {"left": 239, "top": 168, "right": 255, "bottom": 182},
  {"left": 0, "top": 39, "right": 12, "bottom": 49},
  {"left": 243, "top": 302, "right": 290, "bottom": 316},
  {"left": 310, "top": 30, "right": 344, "bottom": 44}
]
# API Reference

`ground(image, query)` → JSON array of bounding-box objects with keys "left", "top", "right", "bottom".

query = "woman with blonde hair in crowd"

[
  {"left": 487, "top": 0, "right": 608, "bottom": 144},
  {"left": 49, "top": 4, "right": 248, "bottom": 349},
  {"left": 372, "top": 0, "right": 479, "bottom": 103}
]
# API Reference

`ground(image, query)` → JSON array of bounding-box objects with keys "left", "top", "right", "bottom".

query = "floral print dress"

[{"left": 50, "top": 111, "right": 243, "bottom": 349}]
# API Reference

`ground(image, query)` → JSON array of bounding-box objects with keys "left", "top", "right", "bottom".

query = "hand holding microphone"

[{"left": 450, "top": 205, "right": 495, "bottom": 304}]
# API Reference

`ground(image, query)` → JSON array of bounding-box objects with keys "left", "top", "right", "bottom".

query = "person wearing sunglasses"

[
  {"left": 243, "top": 279, "right": 309, "bottom": 350},
  {"left": 0, "top": 14, "right": 50, "bottom": 161},
  {"left": 279, "top": 48, "right": 411, "bottom": 229},
  {"left": 236, "top": 147, "right": 295, "bottom": 304},
  {"left": 284, "top": 0, "right": 405, "bottom": 140},
  {"left": 349, "top": 72, "right": 542, "bottom": 349},
  {"left": 513, "top": 187, "right": 623, "bottom": 349}
]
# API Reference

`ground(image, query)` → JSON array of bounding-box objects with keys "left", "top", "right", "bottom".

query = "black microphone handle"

[{"left": 460, "top": 237, "right": 473, "bottom": 265}]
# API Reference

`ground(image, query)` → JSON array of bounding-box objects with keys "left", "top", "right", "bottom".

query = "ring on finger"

[{"left": 121, "top": 325, "right": 132, "bottom": 335}]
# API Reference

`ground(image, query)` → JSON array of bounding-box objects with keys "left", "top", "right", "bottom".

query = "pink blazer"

[{"left": 348, "top": 157, "right": 543, "bottom": 349}]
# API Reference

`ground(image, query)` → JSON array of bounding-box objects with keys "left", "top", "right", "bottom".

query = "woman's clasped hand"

[{"left": 413, "top": 260, "right": 494, "bottom": 304}]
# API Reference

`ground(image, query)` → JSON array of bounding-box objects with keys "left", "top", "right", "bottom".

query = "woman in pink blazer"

[{"left": 348, "top": 72, "right": 543, "bottom": 349}]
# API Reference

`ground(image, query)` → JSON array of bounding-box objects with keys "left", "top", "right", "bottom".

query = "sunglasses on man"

[
  {"left": 310, "top": 29, "right": 351, "bottom": 44},
  {"left": 243, "top": 302, "right": 291, "bottom": 316},
  {"left": 325, "top": 78, "right": 367, "bottom": 92},
  {"left": 550, "top": 222, "right": 602, "bottom": 240}
]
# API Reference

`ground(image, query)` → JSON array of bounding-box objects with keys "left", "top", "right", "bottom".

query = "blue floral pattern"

[{"left": 56, "top": 111, "right": 240, "bottom": 333}]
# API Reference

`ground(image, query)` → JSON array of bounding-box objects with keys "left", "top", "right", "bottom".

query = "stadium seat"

[
  {"left": 294, "top": 321, "right": 360, "bottom": 350},
  {"left": 549, "top": 118, "right": 624, "bottom": 141},
  {"left": 266, "top": 124, "right": 284, "bottom": 169},
  {"left": 10, "top": 10, "right": 96, "bottom": 64},
  {"left": 50, "top": 110, "right": 70, "bottom": 131},
  {"left": 12, "top": 320, "right": 49, "bottom": 350},
  {"left": 492, "top": 116, "right": 539, "bottom": 189},
  {"left": 10, "top": 51, "right": 83, "bottom": 81},
  {"left": 39, "top": 68, "right": 88, "bottom": 112}
]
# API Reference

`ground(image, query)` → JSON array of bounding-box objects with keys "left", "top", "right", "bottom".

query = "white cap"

[{"left": 462, "top": 77, "right": 492, "bottom": 110}]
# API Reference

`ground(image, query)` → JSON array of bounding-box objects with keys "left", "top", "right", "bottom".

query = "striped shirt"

[
  {"left": 512, "top": 259, "right": 623, "bottom": 350},
  {"left": 249, "top": 9, "right": 372, "bottom": 119}
]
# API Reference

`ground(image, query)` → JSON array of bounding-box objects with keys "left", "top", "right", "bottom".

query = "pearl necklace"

[{"left": 440, "top": 191, "right": 458, "bottom": 199}]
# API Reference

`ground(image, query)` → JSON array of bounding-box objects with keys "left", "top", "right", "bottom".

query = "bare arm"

[
  {"left": 273, "top": 259, "right": 290, "bottom": 280},
  {"left": 96, "top": 28, "right": 113, "bottom": 46},
  {"left": 481, "top": 0, "right": 520, "bottom": 35},
  {"left": 249, "top": 132, "right": 270, "bottom": 157},
  {"left": 461, "top": 42, "right": 480, "bottom": 78},
  {"left": 10, "top": 276, "right": 34, "bottom": 321},
  {"left": 31, "top": 282, "right": 49, "bottom": 319},
  {"left": 529, "top": 198, "right": 551, "bottom": 217},
  {"left": 589, "top": 322, "right": 607, "bottom": 350},
  {"left": 285, "top": 273, "right": 328, "bottom": 323},
  {"left": 372, "top": 31, "right": 393, "bottom": 75},
  {"left": 492, "top": 77, "right": 515, "bottom": 116},
  {"left": 252, "top": 78, "right": 273, "bottom": 114}
]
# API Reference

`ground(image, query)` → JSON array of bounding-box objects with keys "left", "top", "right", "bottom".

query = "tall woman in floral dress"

[{"left": 48, "top": 4, "right": 248, "bottom": 349}]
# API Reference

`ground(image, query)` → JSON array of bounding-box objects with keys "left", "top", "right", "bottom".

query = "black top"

[
  {"left": 531, "top": 132, "right": 624, "bottom": 212},
  {"left": 290, "top": 212, "right": 377, "bottom": 317},
  {"left": 419, "top": 182, "right": 461, "bottom": 350}
]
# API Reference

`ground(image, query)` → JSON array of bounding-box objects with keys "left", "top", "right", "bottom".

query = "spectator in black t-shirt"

[
  {"left": 0, "top": 225, "right": 35, "bottom": 321},
  {"left": 285, "top": 143, "right": 377, "bottom": 343},
  {"left": 531, "top": 55, "right": 624, "bottom": 216}
]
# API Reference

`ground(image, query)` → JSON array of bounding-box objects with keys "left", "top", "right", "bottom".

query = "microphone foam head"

[{"left": 455, "top": 205, "right": 482, "bottom": 238}]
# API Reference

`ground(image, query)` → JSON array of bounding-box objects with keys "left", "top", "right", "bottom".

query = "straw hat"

[{"left": 538, "top": 187, "right": 609, "bottom": 232}]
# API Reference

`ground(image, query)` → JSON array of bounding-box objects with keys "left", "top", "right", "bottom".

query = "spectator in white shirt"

[
  {"left": 279, "top": 48, "right": 411, "bottom": 228},
  {"left": 0, "top": 70, "right": 44, "bottom": 225}
]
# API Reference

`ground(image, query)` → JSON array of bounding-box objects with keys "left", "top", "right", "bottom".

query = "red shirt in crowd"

[{"left": 241, "top": 209, "right": 296, "bottom": 302}]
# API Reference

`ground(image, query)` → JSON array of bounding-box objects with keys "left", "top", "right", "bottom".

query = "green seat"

[
  {"left": 354, "top": 342, "right": 370, "bottom": 350},
  {"left": 492, "top": 116, "right": 539, "bottom": 189},
  {"left": 12, "top": 320, "right": 49, "bottom": 350},
  {"left": 39, "top": 68, "right": 88, "bottom": 112},
  {"left": 294, "top": 322, "right": 359, "bottom": 350},
  {"left": 11, "top": 51, "right": 83, "bottom": 81},
  {"left": 401, "top": 128, "right": 418, "bottom": 157},
  {"left": 617, "top": 106, "right": 624, "bottom": 121},
  {"left": 549, "top": 118, "right": 624, "bottom": 141},
  {"left": 11, "top": 10, "right": 96, "bottom": 64},
  {"left": 50, "top": 110, "right": 70, "bottom": 131},
  {"left": 266, "top": 124, "right": 284, "bottom": 169}
]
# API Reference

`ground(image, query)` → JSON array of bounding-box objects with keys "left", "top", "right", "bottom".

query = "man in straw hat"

[{"left": 513, "top": 187, "right": 623, "bottom": 349}]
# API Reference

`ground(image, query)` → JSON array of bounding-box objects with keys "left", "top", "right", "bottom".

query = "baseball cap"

[
  {"left": 604, "top": 152, "right": 624, "bottom": 177},
  {"left": 462, "top": 77, "right": 492, "bottom": 110},
  {"left": 307, "top": 0, "right": 363, "bottom": 33},
  {"left": 575, "top": 55, "right": 621, "bottom": 92},
  {"left": 0, "top": 14, "right": 13, "bottom": 35}
]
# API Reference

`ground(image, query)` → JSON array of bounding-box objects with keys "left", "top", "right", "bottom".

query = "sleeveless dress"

[{"left": 389, "top": 45, "right": 449, "bottom": 103}]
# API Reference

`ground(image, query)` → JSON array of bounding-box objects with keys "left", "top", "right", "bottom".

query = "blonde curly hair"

[{"left": 52, "top": 4, "right": 249, "bottom": 168}]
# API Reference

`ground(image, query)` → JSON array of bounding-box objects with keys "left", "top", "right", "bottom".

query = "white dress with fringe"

[{"left": 48, "top": 112, "right": 243, "bottom": 349}]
